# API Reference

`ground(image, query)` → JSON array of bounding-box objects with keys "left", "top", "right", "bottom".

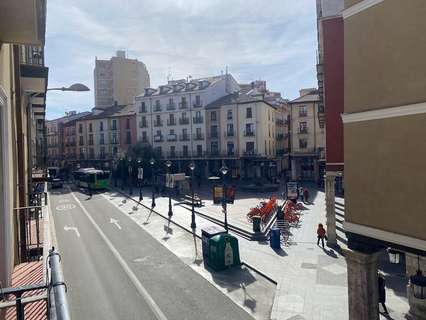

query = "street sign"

[{"left": 138, "top": 168, "right": 143, "bottom": 180}]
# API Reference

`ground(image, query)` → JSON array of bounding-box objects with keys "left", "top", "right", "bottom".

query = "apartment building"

[
  {"left": 75, "top": 104, "right": 137, "bottom": 168},
  {"left": 94, "top": 51, "right": 150, "bottom": 108},
  {"left": 135, "top": 74, "right": 239, "bottom": 175},
  {"left": 204, "top": 92, "right": 277, "bottom": 179},
  {"left": 0, "top": 0, "right": 47, "bottom": 287},
  {"left": 46, "top": 111, "right": 90, "bottom": 166},
  {"left": 341, "top": 1, "right": 426, "bottom": 319},
  {"left": 289, "top": 89, "right": 325, "bottom": 183}
]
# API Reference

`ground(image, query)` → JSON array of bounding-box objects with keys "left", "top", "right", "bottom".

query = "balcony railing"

[
  {"left": 193, "top": 133, "right": 204, "bottom": 141},
  {"left": 179, "top": 102, "right": 188, "bottom": 109},
  {"left": 88, "top": 140, "right": 94, "bottom": 146},
  {"left": 141, "top": 137, "right": 149, "bottom": 143},
  {"left": 167, "top": 134, "right": 177, "bottom": 142},
  {"left": 167, "top": 119, "right": 176, "bottom": 126},
  {"left": 224, "top": 130, "right": 234, "bottom": 137},
  {"left": 154, "top": 135, "right": 163, "bottom": 142},
  {"left": 111, "top": 140, "right": 119, "bottom": 145},
  {"left": 209, "top": 132, "right": 218, "bottom": 139},
  {"left": 242, "top": 150, "right": 259, "bottom": 157},
  {"left": 166, "top": 103, "right": 176, "bottom": 110},
  {"left": 179, "top": 134, "right": 190, "bottom": 141},
  {"left": 298, "top": 129, "right": 308, "bottom": 134},
  {"left": 139, "top": 121, "right": 148, "bottom": 128},
  {"left": 276, "top": 119, "right": 284, "bottom": 126},
  {"left": 244, "top": 130, "right": 255, "bottom": 137},
  {"left": 193, "top": 116, "right": 203, "bottom": 124},
  {"left": 139, "top": 106, "right": 147, "bottom": 113},
  {"left": 299, "top": 112, "right": 308, "bottom": 117},
  {"left": 154, "top": 105, "right": 162, "bottom": 112},
  {"left": 193, "top": 101, "right": 203, "bottom": 108},
  {"left": 276, "top": 134, "right": 284, "bottom": 140},
  {"left": 179, "top": 118, "right": 189, "bottom": 125},
  {"left": 154, "top": 120, "right": 163, "bottom": 127}
]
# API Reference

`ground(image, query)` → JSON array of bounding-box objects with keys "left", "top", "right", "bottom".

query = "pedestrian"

[
  {"left": 299, "top": 186, "right": 304, "bottom": 201},
  {"left": 316, "top": 223, "right": 327, "bottom": 248},
  {"left": 378, "top": 273, "right": 389, "bottom": 314},
  {"left": 303, "top": 188, "right": 309, "bottom": 204}
]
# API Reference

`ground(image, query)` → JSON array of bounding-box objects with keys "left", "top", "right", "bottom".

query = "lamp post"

[
  {"left": 150, "top": 158, "right": 156, "bottom": 208},
  {"left": 137, "top": 158, "right": 143, "bottom": 202},
  {"left": 189, "top": 161, "right": 196, "bottom": 229},
  {"left": 128, "top": 157, "right": 133, "bottom": 195},
  {"left": 220, "top": 165, "right": 229, "bottom": 232},
  {"left": 165, "top": 160, "right": 173, "bottom": 219}
]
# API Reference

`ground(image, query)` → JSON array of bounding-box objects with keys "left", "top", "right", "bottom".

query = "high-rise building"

[
  {"left": 94, "top": 51, "right": 150, "bottom": 109},
  {"left": 341, "top": 1, "right": 426, "bottom": 319}
]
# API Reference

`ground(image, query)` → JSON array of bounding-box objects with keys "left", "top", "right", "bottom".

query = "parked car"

[{"left": 51, "top": 178, "right": 63, "bottom": 189}]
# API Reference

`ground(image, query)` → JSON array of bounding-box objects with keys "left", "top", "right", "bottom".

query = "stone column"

[
  {"left": 406, "top": 253, "right": 426, "bottom": 320},
  {"left": 325, "top": 172, "right": 337, "bottom": 247},
  {"left": 344, "top": 249, "right": 381, "bottom": 320},
  {"left": 291, "top": 159, "right": 297, "bottom": 181}
]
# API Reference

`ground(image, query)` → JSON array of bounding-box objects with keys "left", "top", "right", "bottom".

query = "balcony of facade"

[
  {"left": 209, "top": 132, "right": 219, "bottom": 139},
  {"left": 193, "top": 116, "right": 203, "bottom": 124},
  {"left": 179, "top": 134, "right": 190, "bottom": 142},
  {"left": 276, "top": 119, "right": 284, "bottom": 126},
  {"left": 179, "top": 101, "right": 188, "bottom": 109},
  {"left": 88, "top": 140, "right": 94, "bottom": 146},
  {"left": 276, "top": 134, "right": 284, "bottom": 141},
  {"left": 299, "top": 111, "right": 308, "bottom": 117},
  {"left": 167, "top": 134, "right": 177, "bottom": 142},
  {"left": 111, "top": 140, "right": 119, "bottom": 145},
  {"left": 193, "top": 100, "right": 203, "bottom": 108},
  {"left": 242, "top": 150, "right": 259, "bottom": 157},
  {"left": 141, "top": 137, "right": 149, "bottom": 143},
  {"left": 154, "top": 135, "right": 163, "bottom": 142},
  {"left": 139, "top": 106, "right": 147, "bottom": 113},
  {"left": 139, "top": 121, "right": 148, "bottom": 128},
  {"left": 224, "top": 130, "right": 234, "bottom": 138},
  {"left": 276, "top": 149, "right": 289, "bottom": 156},
  {"left": 179, "top": 118, "right": 189, "bottom": 125},
  {"left": 167, "top": 119, "right": 176, "bottom": 126},
  {"left": 166, "top": 102, "right": 176, "bottom": 111},
  {"left": 298, "top": 128, "right": 308, "bottom": 134},
  {"left": 192, "top": 151, "right": 206, "bottom": 158},
  {"left": 153, "top": 120, "right": 163, "bottom": 127},
  {"left": 244, "top": 130, "right": 255, "bottom": 137},
  {"left": 193, "top": 133, "right": 204, "bottom": 141},
  {"left": 154, "top": 103, "right": 162, "bottom": 112}
]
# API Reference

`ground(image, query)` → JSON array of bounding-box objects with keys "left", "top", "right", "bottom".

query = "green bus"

[{"left": 73, "top": 168, "right": 111, "bottom": 190}]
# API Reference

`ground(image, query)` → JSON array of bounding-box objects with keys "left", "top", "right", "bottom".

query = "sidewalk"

[{"left": 107, "top": 185, "right": 409, "bottom": 320}]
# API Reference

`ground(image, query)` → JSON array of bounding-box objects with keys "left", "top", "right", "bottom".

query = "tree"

[{"left": 124, "top": 142, "right": 161, "bottom": 181}]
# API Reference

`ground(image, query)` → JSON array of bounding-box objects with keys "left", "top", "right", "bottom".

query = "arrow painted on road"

[
  {"left": 64, "top": 226, "right": 80, "bottom": 237},
  {"left": 110, "top": 218, "right": 122, "bottom": 230}
]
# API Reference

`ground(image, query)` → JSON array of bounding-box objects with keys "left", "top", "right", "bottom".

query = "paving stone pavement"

[{"left": 111, "top": 183, "right": 409, "bottom": 320}]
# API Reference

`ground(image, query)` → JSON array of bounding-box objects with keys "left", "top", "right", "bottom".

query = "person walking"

[
  {"left": 378, "top": 273, "right": 389, "bottom": 314},
  {"left": 298, "top": 186, "right": 304, "bottom": 201},
  {"left": 316, "top": 223, "right": 327, "bottom": 248},
  {"left": 303, "top": 188, "right": 310, "bottom": 204}
]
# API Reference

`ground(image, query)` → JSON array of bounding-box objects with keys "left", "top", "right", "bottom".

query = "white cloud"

[{"left": 45, "top": 0, "right": 317, "bottom": 118}]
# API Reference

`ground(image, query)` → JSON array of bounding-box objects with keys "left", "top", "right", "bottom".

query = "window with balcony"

[
  {"left": 246, "top": 142, "right": 255, "bottom": 154},
  {"left": 100, "top": 147, "right": 105, "bottom": 159},
  {"left": 167, "top": 98, "right": 175, "bottom": 110},
  {"left": 100, "top": 133, "right": 104, "bottom": 145},
  {"left": 299, "top": 106, "right": 307, "bottom": 117},
  {"left": 89, "top": 134, "right": 94, "bottom": 145},
  {"left": 100, "top": 121, "right": 104, "bottom": 131},
  {"left": 246, "top": 108, "right": 252, "bottom": 119},
  {"left": 210, "top": 125, "right": 218, "bottom": 138},
  {"left": 180, "top": 97, "right": 187, "bottom": 109},
  {"left": 211, "top": 111, "right": 217, "bottom": 121},
  {"left": 112, "top": 133, "right": 118, "bottom": 144},
  {"left": 141, "top": 131, "right": 148, "bottom": 143},
  {"left": 154, "top": 115, "right": 163, "bottom": 127},
  {"left": 193, "top": 111, "right": 203, "bottom": 124},
  {"left": 299, "top": 138, "right": 308, "bottom": 149},
  {"left": 180, "top": 128, "right": 189, "bottom": 141},
  {"left": 126, "top": 118, "right": 130, "bottom": 129},
  {"left": 211, "top": 141, "right": 218, "bottom": 155},
  {"left": 79, "top": 136, "right": 84, "bottom": 146},
  {"left": 140, "top": 101, "right": 147, "bottom": 113},
  {"left": 112, "top": 119, "right": 117, "bottom": 130},
  {"left": 89, "top": 123, "right": 93, "bottom": 132},
  {"left": 140, "top": 116, "right": 147, "bottom": 128},
  {"left": 154, "top": 100, "right": 162, "bottom": 112},
  {"left": 183, "top": 145, "right": 189, "bottom": 157},
  {"left": 194, "top": 95, "right": 201, "bottom": 107},
  {"left": 227, "top": 142, "right": 235, "bottom": 156},
  {"left": 226, "top": 123, "right": 234, "bottom": 137},
  {"left": 179, "top": 113, "right": 189, "bottom": 125},
  {"left": 168, "top": 114, "right": 176, "bottom": 126},
  {"left": 245, "top": 123, "right": 254, "bottom": 136},
  {"left": 227, "top": 110, "right": 233, "bottom": 120},
  {"left": 299, "top": 122, "right": 308, "bottom": 134}
]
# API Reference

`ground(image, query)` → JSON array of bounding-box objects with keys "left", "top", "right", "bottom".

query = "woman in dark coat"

[{"left": 378, "top": 273, "right": 389, "bottom": 314}]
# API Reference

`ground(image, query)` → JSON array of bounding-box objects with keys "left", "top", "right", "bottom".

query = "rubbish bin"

[
  {"left": 208, "top": 233, "right": 241, "bottom": 271},
  {"left": 201, "top": 226, "right": 226, "bottom": 260},
  {"left": 252, "top": 216, "right": 261, "bottom": 232},
  {"left": 270, "top": 227, "right": 281, "bottom": 249}
]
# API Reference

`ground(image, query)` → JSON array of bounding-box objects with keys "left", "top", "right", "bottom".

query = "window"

[
  {"left": 140, "top": 102, "right": 146, "bottom": 113},
  {"left": 246, "top": 107, "right": 252, "bottom": 118},
  {"left": 113, "top": 147, "right": 118, "bottom": 155},
  {"left": 195, "top": 95, "right": 201, "bottom": 106},
  {"left": 183, "top": 145, "right": 188, "bottom": 156},
  {"left": 89, "top": 123, "right": 93, "bottom": 132},
  {"left": 79, "top": 136, "right": 84, "bottom": 146},
  {"left": 100, "top": 146, "right": 105, "bottom": 158},
  {"left": 211, "top": 125, "right": 218, "bottom": 138},
  {"left": 227, "top": 142, "right": 234, "bottom": 155},
  {"left": 156, "top": 130, "right": 161, "bottom": 136},
  {"left": 182, "top": 128, "right": 188, "bottom": 136},
  {"left": 227, "top": 110, "right": 233, "bottom": 120},
  {"left": 245, "top": 123, "right": 254, "bottom": 135},
  {"left": 227, "top": 123, "right": 234, "bottom": 136},
  {"left": 89, "top": 148, "right": 94, "bottom": 158},
  {"left": 196, "top": 128, "right": 201, "bottom": 135},
  {"left": 196, "top": 145, "right": 202, "bottom": 156},
  {"left": 126, "top": 131, "right": 131, "bottom": 144},
  {"left": 142, "top": 131, "right": 147, "bottom": 142},
  {"left": 268, "top": 110, "right": 270, "bottom": 121},
  {"left": 100, "top": 133, "right": 104, "bottom": 145},
  {"left": 182, "top": 112, "right": 187, "bottom": 119},
  {"left": 169, "top": 129, "right": 175, "bottom": 135},
  {"left": 246, "top": 142, "right": 255, "bottom": 153},
  {"left": 211, "top": 111, "right": 217, "bottom": 121},
  {"left": 100, "top": 121, "right": 104, "bottom": 131},
  {"left": 170, "top": 146, "right": 175, "bottom": 156},
  {"left": 299, "top": 122, "right": 308, "bottom": 133},
  {"left": 169, "top": 98, "right": 174, "bottom": 106},
  {"left": 126, "top": 118, "right": 130, "bottom": 129},
  {"left": 169, "top": 114, "right": 174, "bottom": 121},
  {"left": 112, "top": 133, "right": 118, "bottom": 144},
  {"left": 211, "top": 141, "right": 218, "bottom": 154},
  {"left": 299, "top": 106, "right": 307, "bottom": 117},
  {"left": 112, "top": 119, "right": 117, "bottom": 130},
  {"left": 299, "top": 139, "right": 308, "bottom": 149},
  {"left": 78, "top": 124, "right": 83, "bottom": 133},
  {"left": 195, "top": 111, "right": 201, "bottom": 118},
  {"left": 89, "top": 134, "right": 94, "bottom": 145}
]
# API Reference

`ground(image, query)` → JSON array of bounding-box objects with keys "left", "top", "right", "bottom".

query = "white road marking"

[
  {"left": 58, "top": 199, "right": 70, "bottom": 203},
  {"left": 56, "top": 203, "right": 76, "bottom": 211},
  {"left": 110, "top": 218, "right": 122, "bottom": 230},
  {"left": 68, "top": 187, "right": 168, "bottom": 320},
  {"left": 64, "top": 226, "right": 80, "bottom": 237}
]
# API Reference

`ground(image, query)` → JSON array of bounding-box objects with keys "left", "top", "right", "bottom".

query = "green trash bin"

[{"left": 208, "top": 233, "right": 241, "bottom": 271}]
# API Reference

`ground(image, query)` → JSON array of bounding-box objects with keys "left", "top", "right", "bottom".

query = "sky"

[{"left": 45, "top": 0, "right": 318, "bottom": 120}]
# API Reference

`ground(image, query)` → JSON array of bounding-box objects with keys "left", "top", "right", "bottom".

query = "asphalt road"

[{"left": 49, "top": 185, "right": 252, "bottom": 320}]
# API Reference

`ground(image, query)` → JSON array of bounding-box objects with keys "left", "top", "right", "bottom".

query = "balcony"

[
  {"left": 276, "top": 119, "right": 284, "bottom": 126},
  {"left": 179, "top": 118, "right": 189, "bottom": 125},
  {"left": 141, "top": 137, "right": 149, "bottom": 143},
  {"left": 139, "top": 121, "right": 148, "bottom": 128},
  {"left": 111, "top": 126, "right": 118, "bottom": 131},
  {"left": 154, "top": 135, "right": 163, "bottom": 142},
  {"left": 88, "top": 140, "right": 94, "bottom": 146},
  {"left": 99, "top": 140, "right": 105, "bottom": 145},
  {"left": 224, "top": 130, "right": 234, "bottom": 137},
  {"left": 192, "top": 151, "right": 206, "bottom": 158},
  {"left": 167, "top": 119, "right": 176, "bottom": 126},
  {"left": 154, "top": 104, "right": 162, "bottom": 112},
  {"left": 193, "top": 116, "right": 203, "bottom": 124},
  {"left": 298, "top": 129, "right": 308, "bottom": 134},
  {"left": 209, "top": 132, "right": 218, "bottom": 139},
  {"left": 299, "top": 112, "right": 308, "bottom": 117},
  {"left": 193, "top": 133, "right": 204, "bottom": 141},
  {"left": 276, "top": 134, "right": 284, "bottom": 141},
  {"left": 167, "top": 134, "right": 177, "bottom": 142},
  {"left": 111, "top": 140, "right": 119, "bottom": 145},
  {"left": 244, "top": 130, "right": 255, "bottom": 137},
  {"left": 166, "top": 103, "right": 176, "bottom": 111},
  {"left": 179, "top": 134, "right": 190, "bottom": 141},
  {"left": 167, "top": 151, "right": 177, "bottom": 158},
  {"left": 139, "top": 106, "right": 147, "bottom": 113},
  {"left": 193, "top": 100, "right": 203, "bottom": 108},
  {"left": 179, "top": 102, "right": 188, "bottom": 109},
  {"left": 154, "top": 120, "right": 163, "bottom": 127},
  {"left": 276, "top": 149, "right": 289, "bottom": 156},
  {"left": 242, "top": 150, "right": 259, "bottom": 157}
]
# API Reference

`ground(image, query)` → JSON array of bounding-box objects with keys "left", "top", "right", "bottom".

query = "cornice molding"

[{"left": 342, "top": 0, "right": 384, "bottom": 19}]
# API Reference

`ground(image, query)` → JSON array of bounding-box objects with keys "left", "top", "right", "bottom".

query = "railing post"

[
  {"left": 16, "top": 292, "right": 24, "bottom": 320},
  {"left": 49, "top": 248, "right": 71, "bottom": 320}
]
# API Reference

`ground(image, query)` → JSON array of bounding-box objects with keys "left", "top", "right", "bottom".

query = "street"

[{"left": 49, "top": 185, "right": 252, "bottom": 320}]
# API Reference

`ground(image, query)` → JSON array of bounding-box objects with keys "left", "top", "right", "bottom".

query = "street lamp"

[
  {"left": 137, "top": 158, "right": 143, "bottom": 202},
  {"left": 189, "top": 161, "right": 196, "bottom": 229},
  {"left": 165, "top": 160, "right": 173, "bottom": 219},
  {"left": 220, "top": 165, "right": 229, "bottom": 232},
  {"left": 128, "top": 157, "right": 133, "bottom": 195},
  {"left": 47, "top": 83, "right": 90, "bottom": 92},
  {"left": 150, "top": 158, "right": 156, "bottom": 209}
]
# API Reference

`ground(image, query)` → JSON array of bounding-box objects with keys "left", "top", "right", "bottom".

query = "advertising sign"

[
  {"left": 213, "top": 186, "right": 224, "bottom": 204},
  {"left": 286, "top": 181, "right": 298, "bottom": 200},
  {"left": 138, "top": 168, "right": 143, "bottom": 180}
]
